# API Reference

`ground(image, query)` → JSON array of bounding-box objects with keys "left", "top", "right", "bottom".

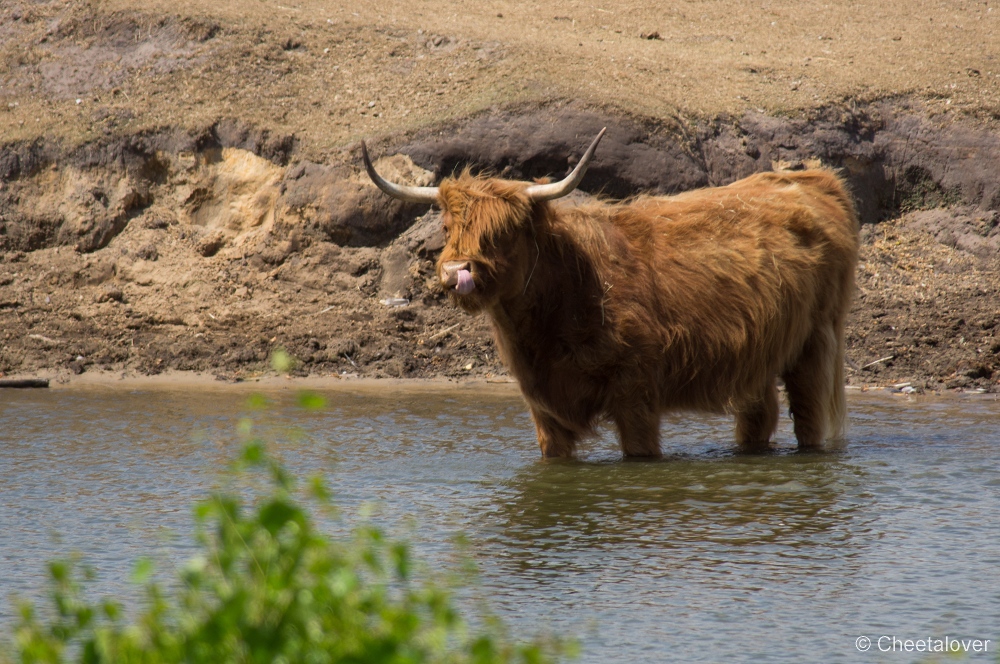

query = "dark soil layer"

[{"left": 1, "top": 102, "right": 999, "bottom": 392}]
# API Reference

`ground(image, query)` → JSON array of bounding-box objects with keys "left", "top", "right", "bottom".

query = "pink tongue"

[{"left": 455, "top": 269, "right": 475, "bottom": 295}]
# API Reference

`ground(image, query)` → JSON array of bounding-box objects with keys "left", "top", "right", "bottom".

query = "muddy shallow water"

[{"left": 1, "top": 385, "right": 999, "bottom": 662}]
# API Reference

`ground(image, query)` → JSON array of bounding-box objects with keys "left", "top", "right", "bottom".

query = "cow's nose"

[{"left": 440, "top": 260, "right": 470, "bottom": 288}]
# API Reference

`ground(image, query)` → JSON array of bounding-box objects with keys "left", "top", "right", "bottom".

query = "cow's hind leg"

[
  {"left": 530, "top": 409, "right": 580, "bottom": 458},
  {"left": 735, "top": 380, "right": 779, "bottom": 452},
  {"left": 612, "top": 407, "right": 662, "bottom": 458},
  {"left": 782, "top": 324, "right": 846, "bottom": 450}
]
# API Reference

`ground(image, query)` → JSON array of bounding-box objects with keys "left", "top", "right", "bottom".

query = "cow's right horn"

[
  {"left": 361, "top": 141, "right": 439, "bottom": 204},
  {"left": 524, "top": 127, "right": 607, "bottom": 201}
]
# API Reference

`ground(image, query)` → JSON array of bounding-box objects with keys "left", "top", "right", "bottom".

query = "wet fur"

[{"left": 436, "top": 169, "right": 859, "bottom": 458}]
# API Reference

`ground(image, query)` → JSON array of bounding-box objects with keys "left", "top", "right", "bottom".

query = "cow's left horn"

[
  {"left": 524, "top": 127, "right": 607, "bottom": 201},
  {"left": 361, "top": 141, "right": 439, "bottom": 204}
]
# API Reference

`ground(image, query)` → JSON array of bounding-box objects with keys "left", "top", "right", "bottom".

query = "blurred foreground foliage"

[{"left": 4, "top": 391, "right": 572, "bottom": 664}]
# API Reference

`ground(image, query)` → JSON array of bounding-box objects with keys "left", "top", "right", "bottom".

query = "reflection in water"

[
  {"left": 492, "top": 454, "right": 871, "bottom": 572},
  {"left": 477, "top": 450, "right": 877, "bottom": 661},
  {"left": 1, "top": 387, "right": 999, "bottom": 662}
]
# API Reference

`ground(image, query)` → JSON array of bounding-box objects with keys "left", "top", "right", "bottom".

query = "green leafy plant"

[{"left": 5, "top": 401, "right": 572, "bottom": 664}]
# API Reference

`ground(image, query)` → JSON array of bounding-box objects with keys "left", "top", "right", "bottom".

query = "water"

[{"left": 1, "top": 384, "right": 999, "bottom": 662}]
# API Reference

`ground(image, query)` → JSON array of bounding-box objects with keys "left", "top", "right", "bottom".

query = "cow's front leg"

[{"left": 530, "top": 409, "right": 578, "bottom": 458}]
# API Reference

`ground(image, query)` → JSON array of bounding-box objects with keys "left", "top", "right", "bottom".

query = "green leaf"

[
  {"left": 258, "top": 499, "right": 303, "bottom": 535},
  {"left": 296, "top": 391, "right": 327, "bottom": 411},
  {"left": 237, "top": 417, "right": 254, "bottom": 437},
  {"left": 131, "top": 558, "right": 155, "bottom": 584},
  {"left": 270, "top": 348, "right": 296, "bottom": 374},
  {"left": 241, "top": 440, "right": 265, "bottom": 466},
  {"left": 48, "top": 560, "right": 69, "bottom": 583},
  {"left": 390, "top": 543, "right": 411, "bottom": 580},
  {"left": 245, "top": 393, "right": 270, "bottom": 410},
  {"left": 308, "top": 476, "right": 331, "bottom": 503}
]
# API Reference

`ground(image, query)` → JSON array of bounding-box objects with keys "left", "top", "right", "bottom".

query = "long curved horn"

[
  {"left": 361, "top": 141, "right": 439, "bottom": 204},
  {"left": 524, "top": 127, "right": 607, "bottom": 201}
]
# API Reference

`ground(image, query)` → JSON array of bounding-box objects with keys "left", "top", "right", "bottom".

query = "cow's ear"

[{"left": 531, "top": 176, "right": 552, "bottom": 185}]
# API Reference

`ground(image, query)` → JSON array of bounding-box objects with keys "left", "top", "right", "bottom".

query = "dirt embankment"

[
  {"left": 2, "top": 102, "right": 999, "bottom": 392},
  {"left": 1, "top": 1, "right": 998, "bottom": 392}
]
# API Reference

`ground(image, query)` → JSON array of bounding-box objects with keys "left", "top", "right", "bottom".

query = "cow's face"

[
  {"left": 435, "top": 175, "right": 535, "bottom": 313},
  {"left": 360, "top": 131, "right": 605, "bottom": 312}
]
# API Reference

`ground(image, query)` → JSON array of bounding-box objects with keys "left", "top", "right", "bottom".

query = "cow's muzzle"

[{"left": 440, "top": 260, "right": 476, "bottom": 295}]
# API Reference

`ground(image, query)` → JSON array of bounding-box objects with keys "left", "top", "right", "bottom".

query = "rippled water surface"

[{"left": 1, "top": 384, "right": 999, "bottom": 662}]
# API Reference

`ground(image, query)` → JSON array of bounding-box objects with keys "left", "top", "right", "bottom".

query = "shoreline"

[
  {"left": 2, "top": 369, "right": 522, "bottom": 394},
  {"left": 1, "top": 369, "right": 996, "bottom": 401}
]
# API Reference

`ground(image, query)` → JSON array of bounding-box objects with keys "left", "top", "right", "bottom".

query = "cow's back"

[{"left": 602, "top": 169, "right": 858, "bottom": 412}]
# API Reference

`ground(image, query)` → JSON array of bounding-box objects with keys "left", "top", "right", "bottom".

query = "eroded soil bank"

[{"left": 1, "top": 101, "right": 999, "bottom": 392}]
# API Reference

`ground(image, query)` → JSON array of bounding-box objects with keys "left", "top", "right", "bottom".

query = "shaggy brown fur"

[{"left": 435, "top": 169, "right": 859, "bottom": 458}]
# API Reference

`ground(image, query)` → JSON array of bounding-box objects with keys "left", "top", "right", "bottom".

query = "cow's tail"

[
  {"left": 807, "top": 168, "right": 855, "bottom": 446},
  {"left": 827, "top": 322, "right": 848, "bottom": 445}
]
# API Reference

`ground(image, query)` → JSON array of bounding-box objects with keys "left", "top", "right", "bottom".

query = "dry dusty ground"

[{"left": 1, "top": 0, "right": 999, "bottom": 393}]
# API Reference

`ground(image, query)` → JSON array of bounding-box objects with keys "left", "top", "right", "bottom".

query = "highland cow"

[{"left": 363, "top": 129, "right": 859, "bottom": 458}]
